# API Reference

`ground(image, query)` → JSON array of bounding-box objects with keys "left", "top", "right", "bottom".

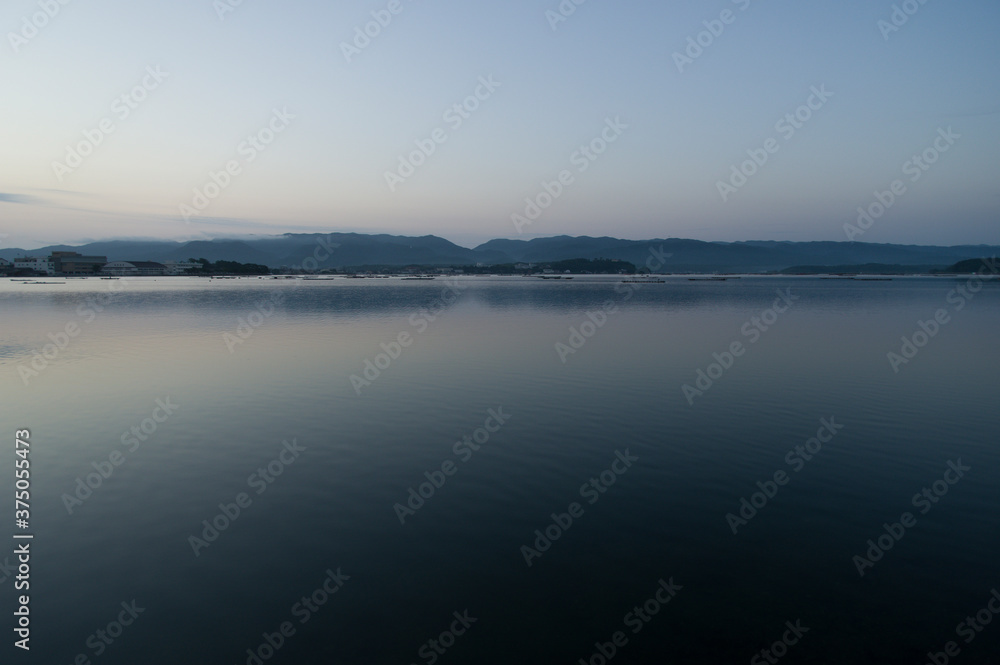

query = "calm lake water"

[{"left": 2, "top": 275, "right": 998, "bottom": 664}]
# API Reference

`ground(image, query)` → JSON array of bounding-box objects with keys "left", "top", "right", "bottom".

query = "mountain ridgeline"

[{"left": 2, "top": 233, "right": 998, "bottom": 274}]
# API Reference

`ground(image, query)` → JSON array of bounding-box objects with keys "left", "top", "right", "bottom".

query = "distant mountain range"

[{"left": 2, "top": 233, "right": 998, "bottom": 273}]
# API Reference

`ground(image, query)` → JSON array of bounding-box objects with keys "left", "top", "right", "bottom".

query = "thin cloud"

[
  {"left": 27, "top": 188, "right": 93, "bottom": 198},
  {"left": 181, "top": 216, "right": 335, "bottom": 232},
  {"left": 0, "top": 193, "right": 45, "bottom": 205},
  {"left": 938, "top": 105, "right": 1000, "bottom": 119}
]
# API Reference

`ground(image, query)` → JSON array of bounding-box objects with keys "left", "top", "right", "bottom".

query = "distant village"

[
  {"left": 0, "top": 252, "right": 637, "bottom": 277},
  {"left": 0, "top": 252, "right": 201, "bottom": 276}
]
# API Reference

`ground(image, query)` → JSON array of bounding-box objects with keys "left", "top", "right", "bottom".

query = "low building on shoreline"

[{"left": 103, "top": 261, "right": 168, "bottom": 276}]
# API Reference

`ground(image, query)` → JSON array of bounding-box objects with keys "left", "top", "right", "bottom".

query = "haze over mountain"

[{"left": 3, "top": 233, "right": 997, "bottom": 273}]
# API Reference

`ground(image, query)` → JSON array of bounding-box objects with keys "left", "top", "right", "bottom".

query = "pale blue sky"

[{"left": 2, "top": 0, "right": 998, "bottom": 249}]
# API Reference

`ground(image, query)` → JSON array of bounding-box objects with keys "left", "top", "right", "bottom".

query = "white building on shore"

[
  {"left": 13, "top": 257, "right": 56, "bottom": 275},
  {"left": 103, "top": 261, "right": 167, "bottom": 276},
  {"left": 161, "top": 261, "right": 200, "bottom": 275}
]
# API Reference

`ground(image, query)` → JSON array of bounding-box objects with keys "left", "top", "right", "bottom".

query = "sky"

[{"left": 2, "top": 0, "right": 998, "bottom": 250}]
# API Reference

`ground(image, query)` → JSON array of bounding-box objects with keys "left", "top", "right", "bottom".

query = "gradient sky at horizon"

[{"left": 2, "top": 0, "right": 998, "bottom": 250}]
